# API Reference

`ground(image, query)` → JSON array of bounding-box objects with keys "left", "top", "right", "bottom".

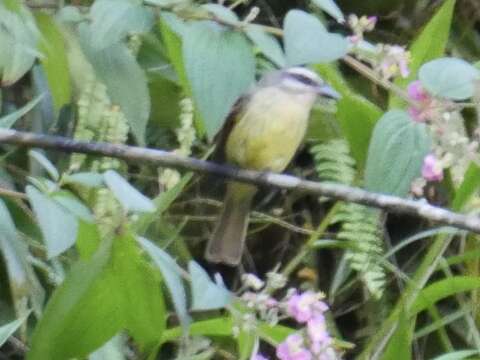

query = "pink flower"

[
  {"left": 378, "top": 45, "right": 410, "bottom": 80},
  {"left": 422, "top": 154, "right": 443, "bottom": 182},
  {"left": 287, "top": 291, "right": 328, "bottom": 323},
  {"left": 252, "top": 354, "right": 269, "bottom": 360},
  {"left": 307, "top": 315, "right": 332, "bottom": 354},
  {"left": 407, "top": 81, "right": 430, "bottom": 102},
  {"left": 276, "top": 334, "right": 312, "bottom": 360}
]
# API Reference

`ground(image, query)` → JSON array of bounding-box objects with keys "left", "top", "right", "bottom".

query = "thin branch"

[{"left": 0, "top": 128, "right": 478, "bottom": 234}]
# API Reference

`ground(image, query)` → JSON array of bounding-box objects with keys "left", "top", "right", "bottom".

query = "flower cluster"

[
  {"left": 376, "top": 44, "right": 410, "bottom": 80},
  {"left": 405, "top": 80, "right": 480, "bottom": 190},
  {"left": 275, "top": 291, "right": 333, "bottom": 360},
  {"left": 347, "top": 14, "right": 377, "bottom": 44},
  {"left": 237, "top": 273, "right": 338, "bottom": 360}
]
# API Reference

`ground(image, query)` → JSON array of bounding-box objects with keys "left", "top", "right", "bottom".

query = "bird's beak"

[{"left": 315, "top": 84, "right": 341, "bottom": 99}]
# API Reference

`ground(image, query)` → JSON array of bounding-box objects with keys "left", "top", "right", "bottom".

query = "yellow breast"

[{"left": 225, "top": 86, "right": 314, "bottom": 172}]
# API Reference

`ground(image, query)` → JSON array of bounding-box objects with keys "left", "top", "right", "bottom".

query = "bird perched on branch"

[{"left": 205, "top": 67, "right": 340, "bottom": 266}]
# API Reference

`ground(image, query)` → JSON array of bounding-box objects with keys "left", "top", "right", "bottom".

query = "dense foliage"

[{"left": 1, "top": 0, "right": 480, "bottom": 359}]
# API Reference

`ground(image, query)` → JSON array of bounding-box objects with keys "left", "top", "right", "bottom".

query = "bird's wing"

[{"left": 212, "top": 94, "right": 250, "bottom": 163}]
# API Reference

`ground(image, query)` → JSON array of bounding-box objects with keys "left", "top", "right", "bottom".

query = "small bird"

[{"left": 205, "top": 67, "right": 340, "bottom": 266}]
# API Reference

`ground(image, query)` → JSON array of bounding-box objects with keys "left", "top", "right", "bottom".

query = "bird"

[{"left": 205, "top": 67, "right": 340, "bottom": 266}]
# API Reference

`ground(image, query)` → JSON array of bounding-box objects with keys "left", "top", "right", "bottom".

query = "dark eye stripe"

[{"left": 288, "top": 73, "right": 318, "bottom": 86}]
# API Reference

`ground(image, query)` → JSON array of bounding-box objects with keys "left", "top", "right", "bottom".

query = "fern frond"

[{"left": 311, "top": 139, "right": 386, "bottom": 298}]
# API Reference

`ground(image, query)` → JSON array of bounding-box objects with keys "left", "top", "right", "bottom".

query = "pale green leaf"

[
  {"left": 201, "top": 4, "right": 239, "bottom": 23},
  {"left": 103, "top": 170, "right": 155, "bottom": 213},
  {"left": 0, "top": 2, "right": 40, "bottom": 85},
  {"left": 364, "top": 110, "right": 431, "bottom": 197},
  {"left": 137, "top": 237, "right": 190, "bottom": 329},
  {"left": 52, "top": 192, "right": 94, "bottom": 223},
  {"left": 283, "top": 10, "right": 348, "bottom": 66},
  {"left": 245, "top": 26, "right": 286, "bottom": 67},
  {"left": 26, "top": 185, "right": 78, "bottom": 258},
  {"left": 28, "top": 150, "right": 59, "bottom": 181},
  {"left": 0, "top": 95, "right": 43, "bottom": 129},
  {"left": 182, "top": 22, "right": 255, "bottom": 139},
  {"left": 89, "top": 0, "right": 154, "bottom": 50},
  {"left": 189, "top": 261, "right": 231, "bottom": 311},
  {"left": 419, "top": 57, "right": 480, "bottom": 100},
  {"left": 311, "top": 0, "right": 345, "bottom": 22},
  {"left": 0, "top": 315, "right": 29, "bottom": 347},
  {"left": 63, "top": 172, "right": 104, "bottom": 188}
]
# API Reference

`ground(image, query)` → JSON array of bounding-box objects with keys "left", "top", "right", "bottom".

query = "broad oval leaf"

[
  {"left": 63, "top": 172, "right": 104, "bottom": 188},
  {"left": 201, "top": 4, "right": 239, "bottom": 23},
  {"left": 137, "top": 236, "right": 190, "bottom": 329},
  {"left": 189, "top": 261, "right": 231, "bottom": 311},
  {"left": 311, "top": 0, "right": 345, "bottom": 23},
  {"left": 0, "top": 2, "right": 40, "bottom": 85},
  {"left": 26, "top": 185, "right": 78, "bottom": 258},
  {"left": 283, "top": 10, "right": 348, "bottom": 66},
  {"left": 28, "top": 239, "right": 122, "bottom": 360},
  {"left": 182, "top": 22, "right": 255, "bottom": 139},
  {"left": 245, "top": 26, "right": 286, "bottom": 68},
  {"left": 419, "top": 57, "right": 480, "bottom": 100},
  {"left": 89, "top": 0, "right": 154, "bottom": 50},
  {"left": 364, "top": 110, "right": 431, "bottom": 197},
  {"left": 103, "top": 170, "right": 155, "bottom": 213}
]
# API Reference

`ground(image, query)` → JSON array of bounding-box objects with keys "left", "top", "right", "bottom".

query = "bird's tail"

[{"left": 205, "top": 181, "right": 257, "bottom": 265}]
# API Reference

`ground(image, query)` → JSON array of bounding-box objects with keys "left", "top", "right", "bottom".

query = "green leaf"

[
  {"left": 79, "top": 26, "right": 150, "bottom": 145},
  {"left": 201, "top": 4, "right": 239, "bottom": 23},
  {"left": 419, "top": 57, "right": 480, "bottom": 100},
  {"left": 389, "top": 0, "right": 455, "bottom": 107},
  {"left": 452, "top": 163, "right": 480, "bottom": 211},
  {"left": 138, "top": 237, "right": 190, "bottom": 329},
  {"left": 28, "top": 239, "right": 123, "bottom": 360},
  {"left": 432, "top": 350, "right": 480, "bottom": 360},
  {"left": 410, "top": 276, "right": 480, "bottom": 316},
  {"left": 364, "top": 110, "right": 431, "bottom": 197},
  {"left": 0, "top": 315, "right": 29, "bottom": 347},
  {"left": 28, "top": 150, "right": 59, "bottom": 181},
  {"left": 63, "top": 172, "right": 104, "bottom": 188},
  {"left": 245, "top": 26, "right": 286, "bottom": 67},
  {"left": 134, "top": 173, "right": 192, "bottom": 234},
  {"left": 337, "top": 94, "right": 382, "bottom": 169},
  {"left": 26, "top": 185, "right": 78, "bottom": 258},
  {"left": 283, "top": 10, "right": 348, "bottom": 66},
  {"left": 0, "top": 198, "right": 44, "bottom": 317},
  {"left": 182, "top": 22, "right": 255, "bottom": 139},
  {"left": 311, "top": 0, "right": 345, "bottom": 23},
  {"left": 34, "top": 12, "right": 71, "bottom": 113},
  {"left": 257, "top": 323, "right": 294, "bottom": 346},
  {"left": 111, "top": 233, "right": 165, "bottom": 350},
  {"left": 238, "top": 331, "right": 256, "bottom": 360},
  {"left": 314, "top": 63, "right": 383, "bottom": 168},
  {"left": 89, "top": 335, "right": 126, "bottom": 360},
  {"left": 381, "top": 308, "right": 412, "bottom": 360},
  {"left": 0, "top": 1, "right": 40, "bottom": 85},
  {"left": 104, "top": 170, "right": 155, "bottom": 213},
  {"left": 189, "top": 261, "right": 231, "bottom": 311},
  {"left": 89, "top": 0, "right": 154, "bottom": 50},
  {"left": 0, "top": 95, "right": 43, "bottom": 129},
  {"left": 52, "top": 191, "right": 94, "bottom": 223},
  {"left": 162, "top": 317, "right": 234, "bottom": 343}
]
